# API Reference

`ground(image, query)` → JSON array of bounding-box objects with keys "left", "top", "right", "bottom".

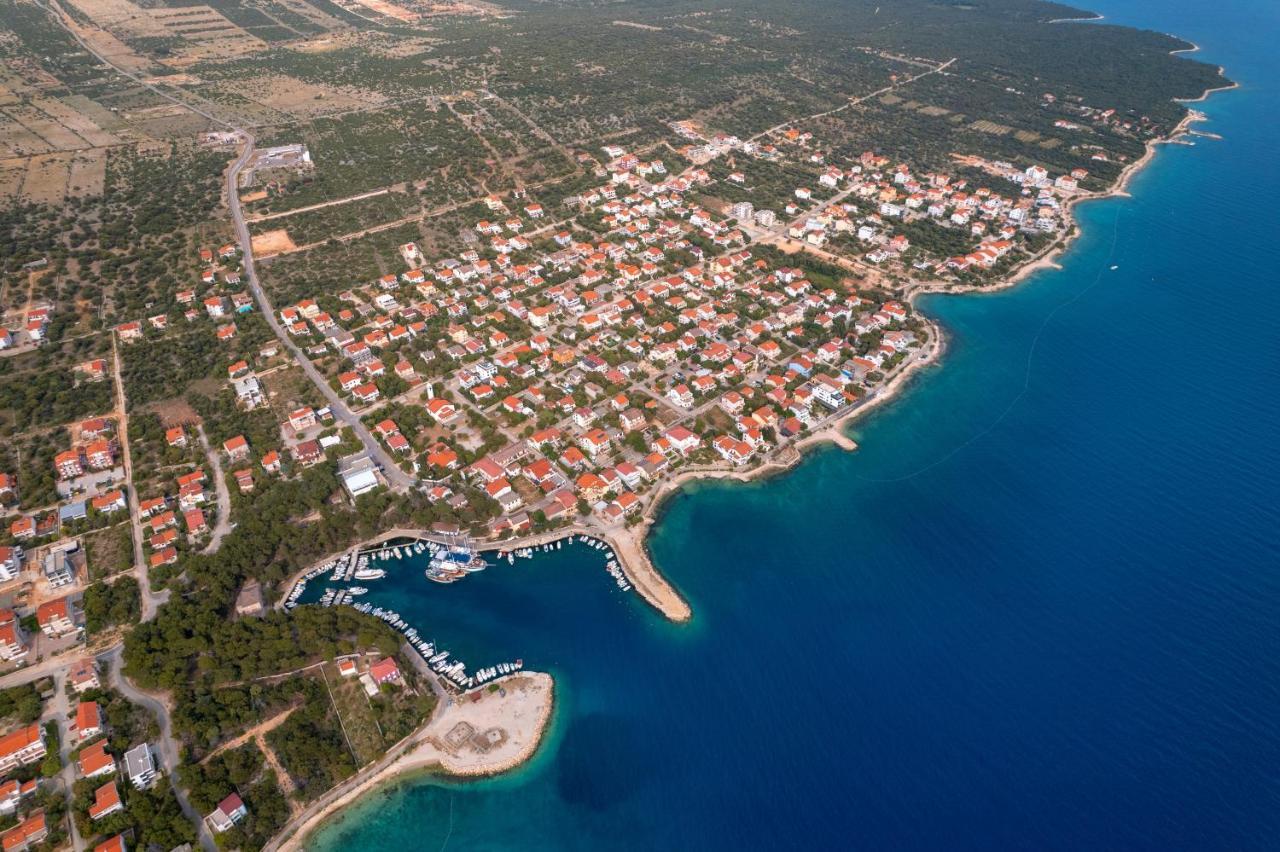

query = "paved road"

[
  {"left": 102, "top": 647, "right": 217, "bottom": 852},
  {"left": 35, "top": 0, "right": 415, "bottom": 494},
  {"left": 224, "top": 136, "right": 417, "bottom": 491},
  {"left": 0, "top": 636, "right": 116, "bottom": 691},
  {"left": 195, "top": 425, "right": 233, "bottom": 554},
  {"left": 111, "top": 334, "right": 168, "bottom": 621},
  {"left": 48, "top": 669, "right": 86, "bottom": 852}
]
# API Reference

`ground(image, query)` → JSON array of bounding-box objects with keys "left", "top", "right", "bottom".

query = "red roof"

[
  {"left": 369, "top": 657, "right": 400, "bottom": 682},
  {"left": 95, "top": 835, "right": 126, "bottom": 852},
  {"left": 75, "top": 701, "right": 101, "bottom": 734},
  {"left": 0, "top": 724, "right": 41, "bottom": 762},
  {"left": 79, "top": 740, "right": 114, "bottom": 776},
  {"left": 89, "top": 782, "right": 121, "bottom": 819}
]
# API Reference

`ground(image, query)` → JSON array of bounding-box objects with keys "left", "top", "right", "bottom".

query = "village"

[
  {"left": 86, "top": 116, "right": 1092, "bottom": 543},
  {"left": 0, "top": 105, "right": 1102, "bottom": 658},
  {"left": 0, "top": 106, "right": 1099, "bottom": 849},
  {"left": 0, "top": 0, "right": 1199, "bottom": 840}
]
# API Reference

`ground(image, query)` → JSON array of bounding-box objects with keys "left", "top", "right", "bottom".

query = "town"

[{"left": 0, "top": 0, "right": 1224, "bottom": 845}]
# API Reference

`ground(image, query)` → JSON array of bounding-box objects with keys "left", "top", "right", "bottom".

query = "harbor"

[{"left": 282, "top": 530, "right": 642, "bottom": 691}]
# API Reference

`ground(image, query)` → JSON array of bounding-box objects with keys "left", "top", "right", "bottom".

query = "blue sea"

[{"left": 309, "top": 0, "right": 1280, "bottom": 848}]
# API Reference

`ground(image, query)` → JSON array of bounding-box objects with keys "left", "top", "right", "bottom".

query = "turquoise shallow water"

[{"left": 308, "top": 0, "right": 1280, "bottom": 848}]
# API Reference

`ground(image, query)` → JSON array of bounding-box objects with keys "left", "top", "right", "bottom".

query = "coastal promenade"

[{"left": 267, "top": 672, "right": 553, "bottom": 852}]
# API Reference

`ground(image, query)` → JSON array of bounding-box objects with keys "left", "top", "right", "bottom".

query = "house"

[
  {"left": 123, "top": 743, "right": 155, "bottom": 788},
  {"left": 0, "top": 612, "right": 26, "bottom": 662},
  {"left": 57, "top": 501, "right": 87, "bottom": 527},
  {"left": 663, "top": 425, "right": 701, "bottom": 456},
  {"left": 223, "top": 435, "right": 250, "bottom": 461},
  {"left": 75, "top": 701, "right": 104, "bottom": 741},
  {"left": 94, "top": 836, "right": 126, "bottom": 852},
  {"left": 0, "top": 724, "right": 45, "bottom": 773},
  {"left": 426, "top": 397, "right": 459, "bottom": 423},
  {"left": 576, "top": 473, "right": 607, "bottom": 503},
  {"left": 0, "top": 546, "right": 22, "bottom": 582},
  {"left": 1, "top": 810, "right": 46, "bottom": 852},
  {"left": 55, "top": 449, "right": 84, "bottom": 479},
  {"left": 89, "top": 782, "right": 124, "bottom": 820},
  {"left": 369, "top": 657, "right": 401, "bottom": 684},
  {"left": 337, "top": 658, "right": 358, "bottom": 678},
  {"left": 80, "top": 418, "right": 111, "bottom": 439},
  {"left": 235, "top": 581, "right": 264, "bottom": 617},
  {"left": 184, "top": 508, "right": 207, "bottom": 535},
  {"left": 288, "top": 407, "right": 317, "bottom": 431},
  {"left": 91, "top": 490, "right": 126, "bottom": 514},
  {"left": 352, "top": 382, "right": 380, "bottom": 404},
  {"left": 0, "top": 779, "right": 35, "bottom": 815},
  {"left": 207, "top": 793, "right": 248, "bottom": 833},
  {"left": 36, "top": 597, "right": 75, "bottom": 637},
  {"left": 293, "top": 440, "right": 323, "bottom": 467},
  {"left": 667, "top": 383, "right": 695, "bottom": 409},
  {"left": 78, "top": 740, "right": 116, "bottom": 779},
  {"left": 69, "top": 658, "right": 100, "bottom": 692},
  {"left": 619, "top": 408, "right": 646, "bottom": 432}
]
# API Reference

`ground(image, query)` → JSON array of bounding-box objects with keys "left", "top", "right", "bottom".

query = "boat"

[{"left": 354, "top": 567, "right": 386, "bottom": 580}]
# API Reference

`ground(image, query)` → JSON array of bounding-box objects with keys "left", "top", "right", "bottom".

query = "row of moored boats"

[
  {"left": 499, "top": 535, "right": 631, "bottom": 591},
  {"left": 351, "top": 601, "right": 522, "bottom": 689},
  {"left": 285, "top": 533, "right": 634, "bottom": 688}
]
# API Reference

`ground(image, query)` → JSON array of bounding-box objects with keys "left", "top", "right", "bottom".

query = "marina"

[{"left": 282, "top": 530, "right": 637, "bottom": 691}]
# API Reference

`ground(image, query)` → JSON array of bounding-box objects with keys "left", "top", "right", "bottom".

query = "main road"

[
  {"left": 36, "top": 0, "right": 416, "bottom": 494},
  {"left": 224, "top": 135, "right": 418, "bottom": 491}
]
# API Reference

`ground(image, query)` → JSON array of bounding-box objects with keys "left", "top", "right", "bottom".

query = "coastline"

[
  {"left": 271, "top": 671, "right": 554, "bottom": 852},
  {"left": 606, "top": 68, "right": 1239, "bottom": 595},
  {"left": 263, "top": 67, "right": 1234, "bottom": 851},
  {"left": 276, "top": 82, "right": 1232, "bottom": 631}
]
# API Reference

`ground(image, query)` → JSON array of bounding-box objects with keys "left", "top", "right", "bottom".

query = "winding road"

[
  {"left": 102, "top": 647, "right": 217, "bottom": 852},
  {"left": 195, "top": 425, "right": 233, "bottom": 554}
]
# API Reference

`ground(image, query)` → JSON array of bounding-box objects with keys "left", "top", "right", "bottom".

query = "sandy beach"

[{"left": 271, "top": 671, "right": 554, "bottom": 852}]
